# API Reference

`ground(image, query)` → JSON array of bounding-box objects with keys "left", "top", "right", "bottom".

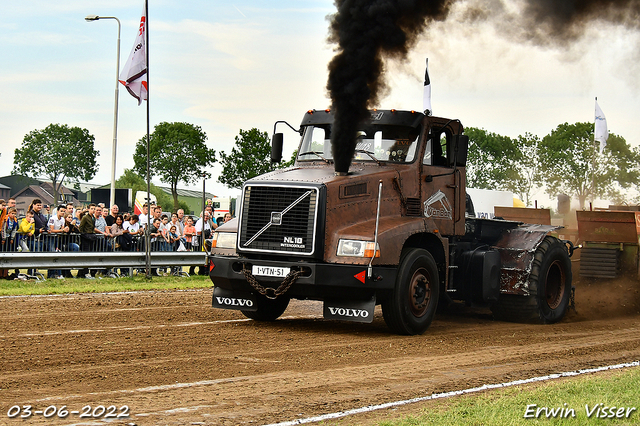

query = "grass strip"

[
  {"left": 0, "top": 272, "right": 212, "bottom": 296},
  {"left": 377, "top": 367, "right": 640, "bottom": 426}
]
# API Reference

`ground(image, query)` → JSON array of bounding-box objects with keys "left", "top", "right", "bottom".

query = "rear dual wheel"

[
  {"left": 382, "top": 248, "right": 440, "bottom": 335},
  {"left": 491, "top": 236, "right": 571, "bottom": 323}
]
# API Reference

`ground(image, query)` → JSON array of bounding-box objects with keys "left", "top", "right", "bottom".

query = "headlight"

[
  {"left": 337, "top": 239, "right": 380, "bottom": 257},
  {"left": 212, "top": 232, "right": 237, "bottom": 249}
]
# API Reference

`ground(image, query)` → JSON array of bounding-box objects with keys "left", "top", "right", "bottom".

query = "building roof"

[
  {"left": 0, "top": 175, "right": 41, "bottom": 197},
  {"left": 12, "top": 183, "right": 80, "bottom": 206},
  {"left": 157, "top": 186, "right": 216, "bottom": 199},
  {"left": 12, "top": 185, "right": 54, "bottom": 204},
  {"left": 69, "top": 182, "right": 103, "bottom": 193},
  {"left": 41, "top": 181, "right": 74, "bottom": 196}
]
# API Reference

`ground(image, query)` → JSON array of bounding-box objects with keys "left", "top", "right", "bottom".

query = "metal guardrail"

[
  {"left": 1, "top": 233, "right": 201, "bottom": 254},
  {"left": 0, "top": 252, "right": 207, "bottom": 269}
]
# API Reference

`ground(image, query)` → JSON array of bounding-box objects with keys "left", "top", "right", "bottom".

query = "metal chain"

[{"left": 242, "top": 266, "right": 303, "bottom": 299}]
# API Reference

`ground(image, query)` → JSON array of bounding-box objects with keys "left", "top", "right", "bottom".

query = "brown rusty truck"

[{"left": 208, "top": 109, "right": 574, "bottom": 335}]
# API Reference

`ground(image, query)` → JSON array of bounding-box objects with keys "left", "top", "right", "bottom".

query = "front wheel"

[
  {"left": 241, "top": 293, "right": 290, "bottom": 321},
  {"left": 382, "top": 248, "right": 440, "bottom": 335}
]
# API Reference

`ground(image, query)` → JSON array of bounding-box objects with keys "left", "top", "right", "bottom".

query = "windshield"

[{"left": 297, "top": 124, "right": 420, "bottom": 163}]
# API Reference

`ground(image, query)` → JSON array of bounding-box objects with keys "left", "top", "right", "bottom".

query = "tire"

[
  {"left": 241, "top": 293, "right": 290, "bottom": 321},
  {"left": 491, "top": 236, "right": 572, "bottom": 324},
  {"left": 382, "top": 248, "right": 440, "bottom": 335}
]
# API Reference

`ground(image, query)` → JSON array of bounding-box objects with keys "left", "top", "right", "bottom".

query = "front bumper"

[{"left": 208, "top": 255, "right": 397, "bottom": 300}]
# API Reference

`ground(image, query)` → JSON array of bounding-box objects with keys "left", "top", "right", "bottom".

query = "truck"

[
  {"left": 576, "top": 208, "right": 640, "bottom": 281},
  {"left": 210, "top": 196, "right": 235, "bottom": 225},
  {"left": 207, "top": 108, "right": 574, "bottom": 335}
]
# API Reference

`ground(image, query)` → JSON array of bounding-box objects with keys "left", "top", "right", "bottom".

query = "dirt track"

[{"left": 0, "top": 267, "right": 639, "bottom": 425}]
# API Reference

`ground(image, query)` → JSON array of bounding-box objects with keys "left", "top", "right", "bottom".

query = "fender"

[
  {"left": 327, "top": 215, "right": 444, "bottom": 265},
  {"left": 492, "top": 223, "right": 563, "bottom": 296}
]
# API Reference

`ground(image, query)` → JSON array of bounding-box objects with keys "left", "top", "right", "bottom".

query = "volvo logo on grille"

[{"left": 271, "top": 212, "right": 282, "bottom": 225}]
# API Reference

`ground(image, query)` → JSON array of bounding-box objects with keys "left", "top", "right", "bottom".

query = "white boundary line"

[{"left": 262, "top": 361, "right": 640, "bottom": 426}]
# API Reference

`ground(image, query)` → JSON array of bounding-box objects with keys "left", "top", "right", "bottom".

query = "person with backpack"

[{"left": 1, "top": 207, "right": 19, "bottom": 252}]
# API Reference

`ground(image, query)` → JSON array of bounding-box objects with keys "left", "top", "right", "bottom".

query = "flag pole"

[
  {"left": 591, "top": 97, "right": 597, "bottom": 206},
  {"left": 423, "top": 58, "right": 431, "bottom": 116},
  {"left": 145, "top": 0, "right": 151, "bottom": 279}
]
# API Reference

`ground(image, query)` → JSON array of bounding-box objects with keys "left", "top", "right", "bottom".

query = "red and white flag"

[{"left": 119, "top": 5, "right": 147, "bottom": 105}]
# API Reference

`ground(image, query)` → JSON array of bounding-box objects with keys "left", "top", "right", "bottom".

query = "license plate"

[{"left": 252, "top": 265, "right": 291, "bottom": 277}]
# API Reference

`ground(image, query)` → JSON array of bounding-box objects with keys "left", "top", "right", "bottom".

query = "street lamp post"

[{"left": 85, "top": 15, "right": 121, "bottom": 209}]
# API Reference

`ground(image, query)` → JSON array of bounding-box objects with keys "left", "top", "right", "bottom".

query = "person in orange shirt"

[{"left": 183, "top": 217, "right": 196, "bottom": 251}]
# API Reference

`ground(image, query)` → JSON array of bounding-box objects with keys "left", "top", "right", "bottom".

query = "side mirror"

[
  {"left": 448, "top": 134, "right": 469, "bottom": 167},
  {"left": 271, "top": 133, "right": 284, "bottom": 163}
]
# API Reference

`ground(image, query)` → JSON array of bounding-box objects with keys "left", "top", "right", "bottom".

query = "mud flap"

[
  {"left": 212, "top": 287, "right": 258, "bottom": 312},
  {"left": 323, "top": 297, "right": 376, "bottom": 323}
]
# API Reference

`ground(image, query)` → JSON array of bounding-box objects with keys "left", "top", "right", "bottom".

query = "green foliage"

[
  {"left": 282, "top": 149, "right": 298, "bottom": 168},
  {"left": 539, "top": 122, "right": 640, "bottom": 209},
  {"left": 176, "top": 200, "right": 192, "bottom": 214},
  {"left": 133, "top": 122, "right": 216, "bottom": 211},
  {"left": 466, "top": 122, "right": 639, "bottom": 208},
  {"left": 378, "top": 368, "right": 640, "bottom": 426},
  {"left": 601, "top": 133, "right": 640, "bottom": 205},
  {"left": 217, "top": 128, "right": 281, "bottom": 189},
  {"left": 465, "top": 126, "right": 522, "bottom": 191},
  {"left": 511, "top": 132, "right": 542, "bottom": 206},
  {"left": 0, "top": 272, "right": 211, "bottom": 296},
  {"left": 115, "top": 169, "right": 174, "bottom": 212},
  {"left": 13, "top": 124, "right": 98, "bottom": 204}
]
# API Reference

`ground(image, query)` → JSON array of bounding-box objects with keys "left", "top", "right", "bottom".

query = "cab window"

[{"left": 423, "top": 129, "right": 450, "bottom": 167}]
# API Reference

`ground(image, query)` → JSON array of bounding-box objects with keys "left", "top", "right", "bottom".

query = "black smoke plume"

[
  {"left": 327, "top": 0, "right": 450, "bottom": 174},
  {"left": 326, "top": 0, "right": 640, "bottom": 174}
]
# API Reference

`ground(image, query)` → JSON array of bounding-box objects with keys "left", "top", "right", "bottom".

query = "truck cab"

[{"left": 209, "top": 109, "right": 572, "bottom": 335}]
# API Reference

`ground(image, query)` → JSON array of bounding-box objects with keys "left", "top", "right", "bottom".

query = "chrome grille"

[{"left": 239, "top": 185, "right": 318, "bottom": 255}]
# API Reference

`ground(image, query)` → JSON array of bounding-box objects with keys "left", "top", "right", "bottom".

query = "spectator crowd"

[{"left": 0, "top": 197, "right": 233, "bottom": 280}]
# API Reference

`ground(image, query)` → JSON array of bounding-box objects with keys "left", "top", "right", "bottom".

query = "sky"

[{"left": 1, "top": 0, "right": 639, "bottom": 206}]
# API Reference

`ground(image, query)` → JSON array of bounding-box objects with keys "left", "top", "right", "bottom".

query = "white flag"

[
  {"left": 594, "top": 99, "right": 608, "bottom": 153},
  {"left": 423, "top": 58, "right": 431, "bottom": 116},
  {"left": 119, "top": 5, "right": 147, "bottom": 105}
]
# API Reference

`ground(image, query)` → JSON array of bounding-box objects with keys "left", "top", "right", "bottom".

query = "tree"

[
  {"left": 218, "top": 128, "right": 285, "bottom": 189},
  {"left": 511, "top": 133, "right": 542, "bottom": 207},
  {"left": 13, "top": 124, "right": 98, "bottom": 204},
  {"left": 133, "top": 122, "right": 216, "bottom": 211},
  {"left": 465, "top": 127, "right": 521, "bottom": 191},
  {"left": 115, "top": 168, "right": 179, "bottom": 212},
  {"left": 539, "top": 122, "right": 640, "bottom": 209},
  {"left": 594, "top": 133, "right": 640, "bottom": 205}
]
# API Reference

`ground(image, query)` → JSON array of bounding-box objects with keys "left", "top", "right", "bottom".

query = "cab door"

[{"left": 420, "top": 119, "right": 465, "bottom": 236}]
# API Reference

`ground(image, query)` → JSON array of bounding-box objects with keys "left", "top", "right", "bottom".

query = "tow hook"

[{"left": 563, "top": 240, "right": 577, "bottom": 258}]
